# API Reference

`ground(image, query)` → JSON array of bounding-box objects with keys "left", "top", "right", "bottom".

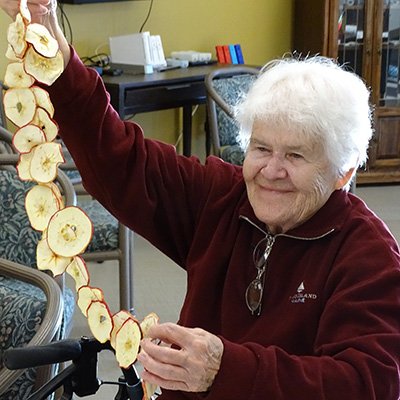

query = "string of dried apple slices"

[{"left": 2, "top": 1, "right": 158, "bottom": 398}]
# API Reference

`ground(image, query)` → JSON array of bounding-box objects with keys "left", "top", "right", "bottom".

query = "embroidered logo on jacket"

[{"left": 289, "top": 282, "right": 317, "bottom": 304}]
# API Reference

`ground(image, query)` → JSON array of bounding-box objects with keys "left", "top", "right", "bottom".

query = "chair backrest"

[
  {"left": 0, "top": 153, "right": 76, "bottom": 269},
  {"left": 205, "top": 66, "right": 259, "bottom": 165}
]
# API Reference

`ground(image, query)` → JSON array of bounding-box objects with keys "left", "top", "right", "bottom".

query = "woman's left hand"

[{"left": 137, "top": 322, "right": 224, "bottom": 393}]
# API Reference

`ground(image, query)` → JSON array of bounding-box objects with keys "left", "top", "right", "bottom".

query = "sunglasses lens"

[{"left": 246, "top": 278, "right": 263, "bottom": 314}]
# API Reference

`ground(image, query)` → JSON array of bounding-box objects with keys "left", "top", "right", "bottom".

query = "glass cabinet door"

[
  {"left": 336, "top": 0, "right": 367, "bottom": 76},
  {"left": 378, "top": 0, "right": 400, "bottom": 107},
  {"left": 299, "top": 0, "right": 400, "bottom": 182}
]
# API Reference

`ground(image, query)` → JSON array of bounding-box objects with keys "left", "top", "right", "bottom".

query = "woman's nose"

[{"left": 260, "top": 155, "right": 287, "bottom": 179}]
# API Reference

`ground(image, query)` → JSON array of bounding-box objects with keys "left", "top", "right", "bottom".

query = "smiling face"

[{"left": 243, "top": 121, "right": 343, "bottom": 234}]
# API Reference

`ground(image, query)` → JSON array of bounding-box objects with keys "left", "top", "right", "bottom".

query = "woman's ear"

[{"left": 335, "top": 168, "right": 356, "bottom": 190}]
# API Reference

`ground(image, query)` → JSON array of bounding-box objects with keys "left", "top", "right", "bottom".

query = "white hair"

[{"left": 235, "top": 56, "right": 374, "bottom": 179}]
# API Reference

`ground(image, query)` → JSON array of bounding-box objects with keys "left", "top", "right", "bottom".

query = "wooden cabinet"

[{"left": 293, "top": 0, "right": 400, "bottom": 184}]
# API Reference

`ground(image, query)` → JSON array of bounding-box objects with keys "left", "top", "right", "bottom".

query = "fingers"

[
  {"left": 138, "top": 344, "right": 190, "bottom": 391},
  {"left": 27, "top": 0, "right": 57, "bottom": 23},
  {"left": 140, "top": 338, "right": 187, "bottom": 369},
  {"left": 2, "top": 0, "right": 69, "bottom": 64},
  {"left": 0, "top": 0, "right": 55, "bottom": 22},
  {"left": 138, "top": 323, "right": 224, "bottom": 393},
  {"left": 146, "top": 322, "right": 204, "bottom": 348},
  {"left": 0, "top": 0, "right": 21, "bottom": 19}
]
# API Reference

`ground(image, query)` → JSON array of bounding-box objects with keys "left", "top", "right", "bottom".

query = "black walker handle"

[
  {"left": 4, "top": 339, "right": 82, "bottom": 369},
  {"left": 4, "top": 337, "right": 144, "bottom": 400}
]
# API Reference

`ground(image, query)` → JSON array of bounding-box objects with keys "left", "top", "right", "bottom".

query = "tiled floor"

[{"left": 66, "top": 184, "right": 400, "bottom": 399}]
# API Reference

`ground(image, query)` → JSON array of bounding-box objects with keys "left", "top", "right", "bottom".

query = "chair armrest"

[
  {"left": 0, "top": 258, "right": 64, "bottom": 394},
  {"left": 0, "top": 126, "right": 13, "bottom": 144},
  {"left": 0, "top": 126, "right": 14, "bottom": 155}
]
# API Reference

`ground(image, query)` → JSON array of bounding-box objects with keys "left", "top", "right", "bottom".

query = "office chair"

[
  {"left": 0, "top": 258, "right": 63, "bottom": 399},
  {"left": 205, "top": 66, "right": 259, "bottom": 165}
]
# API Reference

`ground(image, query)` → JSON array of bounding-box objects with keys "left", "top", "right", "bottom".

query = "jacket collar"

[{"left": 239, "top": 189, "right": 351, "bottom": 240}]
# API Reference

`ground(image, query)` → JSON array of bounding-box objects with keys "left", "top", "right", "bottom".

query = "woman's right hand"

[
  {"left": 0, "top": 0, "right": 52, "bottom": 24},
  {"left": 0, "top": 0, "right": 71, "bottom": 68}
]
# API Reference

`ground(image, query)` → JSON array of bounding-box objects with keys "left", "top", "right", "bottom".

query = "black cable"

[
  {"left": 81, "top": 53, "right": 110, "bottom": 68},
  {"left": 139, "top": 0, "right": 154, "bottom": 33}
]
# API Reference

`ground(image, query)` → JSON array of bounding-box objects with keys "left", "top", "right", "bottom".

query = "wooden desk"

[{"left": 102, "top": 63, "right": 228, "bottom": 156}]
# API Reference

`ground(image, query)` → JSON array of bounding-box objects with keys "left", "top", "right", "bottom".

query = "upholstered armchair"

[
  {"left": 205, "top": 66, "right": 259, "bottom": 165},
  {"left": 0, "top": 153, "right": 76, "bottom": 340},
  {"left": 0, "top": 258, "right": 64, "bottom": 399},
  {"left": 0, "top": 125, "right": 135, "bottom": 313}
]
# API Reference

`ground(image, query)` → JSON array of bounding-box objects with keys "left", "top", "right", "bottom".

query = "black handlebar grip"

[{"left": 3, "top": 339, "right": 82, "bottom": 370}]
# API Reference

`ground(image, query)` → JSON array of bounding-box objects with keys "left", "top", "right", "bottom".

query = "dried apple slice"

[
  {"left": 31, "top": 86, "right": 55, "bottom": 118},
  {"left": 37, "top": 235, "right": 73, "bottom": 276},
  {"left": 25, "top": 183, "right": 62, "bottom": 231},
  {"left": 16, "top": 151, "right": 34, "bottom": 181},
  {"left": 19, "top": 0, "right": 31, "bottom": 24},
  {"left": 77, "top": 285, "right": 104, "bottom": 316},
  {"left": 24, "top": 47, "right": 64, "bottom": 86},
  {"left": 110, "top": 310, "right": 134, "bottom": 349},
  {"left": 30, "top": 142, "right": 64, "bottom": 183},
  {"left": 7, "top": 13, "right": 27, "bottom": 58},
  {"left": 115, "top": 317, "right": 141, "bottom": 368},
  {"left": 6, "top": 44, "right": 20, "bottom": 61},
  {"left": 87, "top": 300, "right": 113, "bottom": 344},
  {"left": 66, "top": 256, "right": 90, "bottom": 290},
  {"left": 140, "top": 312, "right": 160, "bottom": 339},
  {"left": 32, "top": 107, "right": 58, "bottom": 141},
  {"left": 43, "top": 181, "right": 64, "bottom": 208},
  {"left": 143, "top": 381, "right": 159, "bottom": 400},
  {"left": 4, "top": 62, "right": 35, "bottom": 88},
  {"left": 47, "top": 206, "right": 93, "bottom": 257},
  {"left": 13, "top": 124, "right": 46, "bottom": 153},
  {"left": 3, "top": 87, "right": 36, "bottom": 127},
  {"left": 26, "top": 23, "right": 59, "bottom": 59}
]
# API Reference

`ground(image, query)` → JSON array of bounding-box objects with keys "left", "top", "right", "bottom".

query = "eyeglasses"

[{"left": 245, "top": 234, "right": 275, "bottom": 316}]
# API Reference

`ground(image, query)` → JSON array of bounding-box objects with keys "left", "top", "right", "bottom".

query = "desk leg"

[
  {"left": 182, "top": 105, "right": 192, "bottom": 157},
  {"left": 204, "top": 108, "right": 211, "bottom": 156}
]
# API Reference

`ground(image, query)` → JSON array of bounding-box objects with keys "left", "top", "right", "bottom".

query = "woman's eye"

[{"left": 288, "top": 153, "right": 304, "bottom": 160}]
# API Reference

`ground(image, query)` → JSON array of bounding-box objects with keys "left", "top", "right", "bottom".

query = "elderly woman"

[{"left": 1, "top": 1, "right": 400, "bottom": 399}]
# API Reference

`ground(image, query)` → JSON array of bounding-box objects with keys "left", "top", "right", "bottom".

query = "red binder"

[
  {"left": 215, "top": 45, "right": 226, "bottom": 63},
  {"left": 223, "top": 45, "right": 232, "bottom": 63}
]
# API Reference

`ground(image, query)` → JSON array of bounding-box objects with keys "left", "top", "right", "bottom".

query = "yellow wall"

[{"left": 0, "top": 0, "right": 292, "bottom": 158}]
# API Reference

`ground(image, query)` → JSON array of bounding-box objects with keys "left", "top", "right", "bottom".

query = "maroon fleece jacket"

[{"left": 46, "top": 49, "right": 400, "bottom": 399}]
